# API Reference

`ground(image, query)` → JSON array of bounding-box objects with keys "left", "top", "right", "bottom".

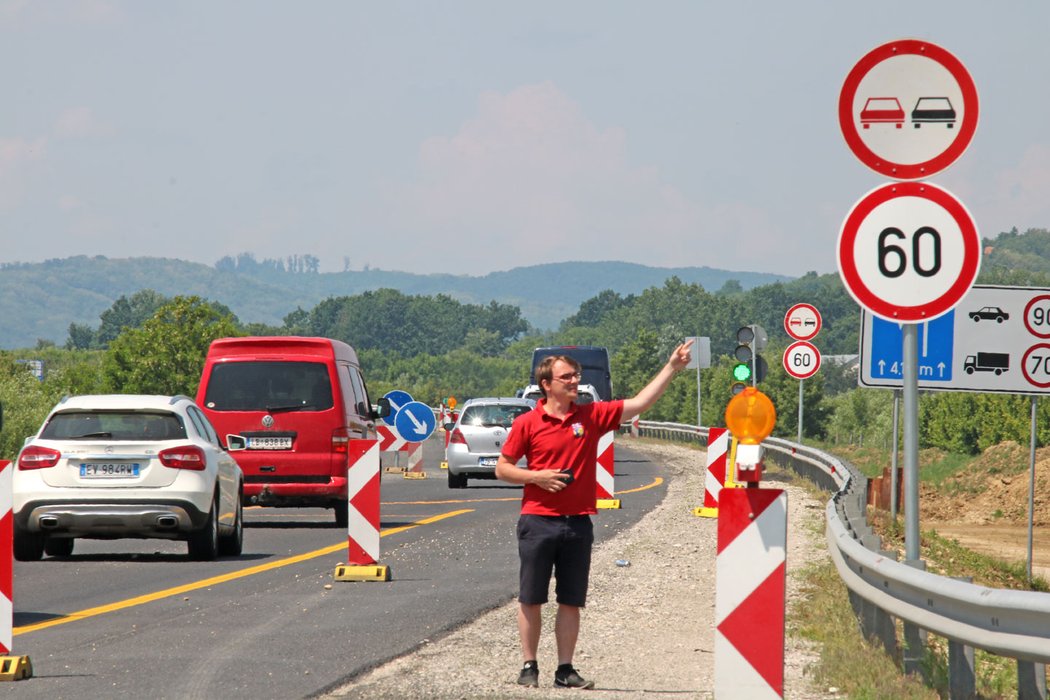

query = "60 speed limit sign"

[
  {"left": 783, "top": 341, "right": 821, "bottom": 380},
  {"left": 838, "top": 181, "right": 980, "bottom": 323}
]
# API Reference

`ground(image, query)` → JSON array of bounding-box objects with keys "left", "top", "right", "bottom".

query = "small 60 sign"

[{"left": 783, "top": 341, "right": 821, "bottom": 380}]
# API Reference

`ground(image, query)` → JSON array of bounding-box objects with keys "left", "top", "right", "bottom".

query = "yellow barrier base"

[
  {"left": 0, "top": 655, "right": 32, "bottom": 681},
  {"left": 383, "top": 466, "right": 405, "bottom": 474},
  {"left": 334, "top": 565, "right": 391, "bottom": 582},
  {"left": 440, "top": 461, "right": 448, "bottom": 470},
  {"left": 403, "top": 471, "right": 427, "bottom": 480},
  {"left": 596, "top": 499, "right": 621, "bottom": 510},
  {"left": 693, "top": 506, "right": 719, "bottom": 518}
]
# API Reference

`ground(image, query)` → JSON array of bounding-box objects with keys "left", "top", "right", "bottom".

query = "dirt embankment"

[{"left": 917, "top": 441, "right": 1050, "bottom": 578}]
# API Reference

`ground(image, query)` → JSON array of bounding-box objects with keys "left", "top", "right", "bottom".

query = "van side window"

[
  {"left": 339, "top": 364, "right": 366, "bottom": 416},
  {"left": 348, "top": 366, "right": 370, "bottom": 413}
]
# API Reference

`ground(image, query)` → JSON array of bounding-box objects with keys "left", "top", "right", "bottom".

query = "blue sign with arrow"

[
  {"left": 866, "top": 311, "right": 955, "bottom": 383},
  {"left": 381, "top": 389, "right": 414, "bottom": 426},
  {"left": 394, "top": 401, "right": 437, "bottom": 443}
]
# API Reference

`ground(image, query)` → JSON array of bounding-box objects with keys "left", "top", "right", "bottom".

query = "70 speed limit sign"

[{"left": 838, "top": 181, "right": 980, "bottom": 322}]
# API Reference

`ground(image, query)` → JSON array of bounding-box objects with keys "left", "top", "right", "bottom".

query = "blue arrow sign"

[
  {"left": 868, "top": 311, "right": 955, "bottom": 382},
  {"left": 381, "top": 389, "right": 414, "bottom": 426},
  {"left": 394, "top": 401, "right": 437, "bottom": 443}
]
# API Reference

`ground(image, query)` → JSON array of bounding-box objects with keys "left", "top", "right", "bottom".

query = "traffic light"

[{"left": 732, "top": 325, "right": 768, "bottom": 394}]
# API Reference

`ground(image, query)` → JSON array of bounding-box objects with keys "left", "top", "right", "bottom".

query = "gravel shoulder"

[{"left": 322, "top": 440, "right": 828, "bottom": 699}]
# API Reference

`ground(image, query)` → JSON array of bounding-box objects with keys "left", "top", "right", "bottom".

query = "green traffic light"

[{"left": 732, "top": 362, "right": 752, "bottom": 382}]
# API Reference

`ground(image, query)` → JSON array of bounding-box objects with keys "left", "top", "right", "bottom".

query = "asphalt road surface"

[{"left": 8, "top": 434, "right": 669, "bottom": 699}]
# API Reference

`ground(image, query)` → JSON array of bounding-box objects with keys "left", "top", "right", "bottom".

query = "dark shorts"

[{"left": 516, "top": 514, "right": 594, "bottom": 607}]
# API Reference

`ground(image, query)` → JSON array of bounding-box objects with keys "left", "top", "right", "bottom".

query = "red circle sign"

[
  {"left": 1021, "top": 343, "right": 1050, "bottom": 389},
  {"left": 1023, "top": 294, "right": 1050, "bottom": 339},
  {"left": 783, "top": 341, "right": 821, "bottom": 380},
  {"left": 838, "top": 181, "right": 980, "bottom": 322},
  {"left": 839, "top": 39, "right": 978, "bottom": 180},
  {"left": 784, "top": 303, "right": 821, "bottom": 341}
]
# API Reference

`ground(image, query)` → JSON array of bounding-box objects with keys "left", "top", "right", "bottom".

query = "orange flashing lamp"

[{"left": 724, "top": 387, "right": 776, "bottom": 445}]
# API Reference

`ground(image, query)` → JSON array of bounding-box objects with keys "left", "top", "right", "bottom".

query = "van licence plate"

[
  {"left": 247, "top": 436, "right": 293, "bottom": 450},
  {"left": 479, "top": 457, "right": 498, "bottom": 467},
  {"left": 80, "top": 462, "right": 140, "bottom": 478}
]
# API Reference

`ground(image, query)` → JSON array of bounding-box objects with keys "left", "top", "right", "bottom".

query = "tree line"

[{"left": 4, "top": 261, "right": 1050, "bottom": 459}]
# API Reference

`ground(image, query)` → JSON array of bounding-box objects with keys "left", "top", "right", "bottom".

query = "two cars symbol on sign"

[
  {"left": 784, "top": 304, "right": 821, "bottom": 341},
  {"left": 839, "top": 39, "right": 978, "bottom": 180}
]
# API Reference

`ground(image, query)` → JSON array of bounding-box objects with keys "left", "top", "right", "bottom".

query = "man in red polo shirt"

[{"left": 495, "top": 340, "right": 693, "bottom": 689}]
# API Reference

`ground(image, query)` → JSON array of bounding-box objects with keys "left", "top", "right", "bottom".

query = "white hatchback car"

[
  {"left": 445, "top": 397, "right": 535, "bottom": 488},
  {"left": 13, "top": 394, "right": 244, "bottom": 561}
]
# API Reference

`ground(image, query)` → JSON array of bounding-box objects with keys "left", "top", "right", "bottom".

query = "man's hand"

[
  {"left": 668, "top": 339, "right": 695, "bottom": 373},
  {"left": 532, "top": 469, "right": 573, "bottom": 492}
]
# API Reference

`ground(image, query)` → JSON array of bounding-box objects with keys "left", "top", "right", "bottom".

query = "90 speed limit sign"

[
  {"left": 783, "top": 341, "right": 821, "bottom": 380},
  {"left": 838, "top": 181, "right": 980, "bottom": 323}
]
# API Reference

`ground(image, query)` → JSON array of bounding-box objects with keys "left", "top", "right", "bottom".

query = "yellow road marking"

[
  {"left": 14, "top": 508, "right": 473, "bottom": 636},
  {"left": 384, "top": 476, "right": 663, "bottom": 506}
]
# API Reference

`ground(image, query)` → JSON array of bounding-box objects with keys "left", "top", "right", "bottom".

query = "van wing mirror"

[
  {"left": 372, "top": 397, "right": 392, "bottom": 420},
  {"left": 226, "top": 434, "right": 247, "bottom": 451}
]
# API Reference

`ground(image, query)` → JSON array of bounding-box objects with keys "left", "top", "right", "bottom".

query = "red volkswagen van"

[{"left": 196, "top": 337, "right": 387, "bottom": 526}]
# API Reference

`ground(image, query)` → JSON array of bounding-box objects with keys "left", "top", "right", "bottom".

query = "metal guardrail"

[{"left": 629, "top": 420, "right": 1050, "bottom": 690}]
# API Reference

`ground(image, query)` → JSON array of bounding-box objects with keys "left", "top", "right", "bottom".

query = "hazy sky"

[{"left": 3, "top": 2, "right": 1048, "bottom": 277}]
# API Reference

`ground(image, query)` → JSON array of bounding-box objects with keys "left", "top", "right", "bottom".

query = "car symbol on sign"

[
  {"left": 911, "top": 96, "right": 956, "bottom": 129},
  {"left": 969, "top": 306, "right": 1008, "bottom": 323},
  {"left": 860, "top": 97, "right": 905, "bottom": 129}
]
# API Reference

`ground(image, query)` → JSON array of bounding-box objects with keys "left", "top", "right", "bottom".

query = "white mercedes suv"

[{"left": 13, "top": 394, "right": 244, "bottom": 561}]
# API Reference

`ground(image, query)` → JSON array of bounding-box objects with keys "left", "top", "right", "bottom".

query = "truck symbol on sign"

[{"left": 963, "top": 352, "right": 1009, "bottom": 375}]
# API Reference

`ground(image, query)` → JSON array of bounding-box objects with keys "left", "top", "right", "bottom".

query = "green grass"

[{"left": 774, "top": 463, "right": 1049, "bottom": 699}]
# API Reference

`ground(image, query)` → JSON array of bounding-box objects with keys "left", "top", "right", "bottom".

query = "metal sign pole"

[
  {"left": 1028, "top": 395, "right": 1037, "bottom": 583},
  {"left": 891, "top": 390, "right": 900, "bottom": 521},
  {"left": 797, "top": 379, "right": 804, "bottom": 444},
  {"left": 903, "top": 324, "right": 921, "bottom": 562},
  {"left": 696, "top": 362, "right": 703, "bottom": 428}
]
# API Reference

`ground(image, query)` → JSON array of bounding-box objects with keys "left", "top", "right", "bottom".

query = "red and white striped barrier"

[
  {"left": 695, "top": 427, "right": 729, "bottom": 518},
  {"left": 1, "top": 460, "right": 11, "bottom": 655},
  {"left": 595, "top": 431, "right": 618, "bottom": 509},
  {"left": 403, "top": 441, "right": 423, "bottom": 476},
  {"left": 714, "top": 487, "right": 787, "bottom": 698},
  {"left": 377, "top": 424, "right": 406, "bottom": 453},
  {"left": 334, "top": 440, "right": 389, "bottom": 581}
]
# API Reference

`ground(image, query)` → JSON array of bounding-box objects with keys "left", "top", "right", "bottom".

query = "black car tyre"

[
  {"left": 218, "top": 489, "right": 243, "bottom": 557},
  {"left": 14, "top": 530, "right": 45, "bottom": 561},
  {"left": 448, "top": 470, "right": 468, "bottom": 489},
  {"left": 44, "top": 537, "right": 74, "bottom": 557},
  {"left": 333, "top": 498, "right": 349, "bottom": 528},
  {"left": 188, "top": 493, "right": 220, "bottom": 561}
]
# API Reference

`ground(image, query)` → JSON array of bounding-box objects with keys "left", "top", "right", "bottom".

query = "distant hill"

[{"left": 0, "top": 256, "right": 792, "bottom": 349}]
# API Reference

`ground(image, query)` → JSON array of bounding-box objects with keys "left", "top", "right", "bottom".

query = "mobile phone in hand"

[{"left": 559, "top": 468, "right": 574, "bottom": 484}]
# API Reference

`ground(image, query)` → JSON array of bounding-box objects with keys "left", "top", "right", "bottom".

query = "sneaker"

[
  {"left": 554, "top": 665, "right": 595, "bottom": 689},
  {"left": 517, "top": 662, "right": 539, "bottom": 688}
]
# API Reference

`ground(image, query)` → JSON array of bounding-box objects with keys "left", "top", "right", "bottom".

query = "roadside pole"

[
  {"left": 902, "top": 325, "right": 920, "bottom": 561},
  {"left": 1028, "top": 396, "right": 1037, "bottom": 583},
  {"left": 891, "top": 391, "right": 900, "bottom": 521}
]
